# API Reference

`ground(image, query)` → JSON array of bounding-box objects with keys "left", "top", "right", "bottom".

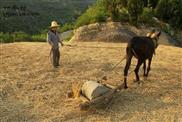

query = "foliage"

[
  {"left": 103, "top": 0, "right": 128, "bottom": 21},
  {"left": 74, "top": 0, "right": 108, "bottom": 28},
  {"left": 0, "top": 32, "right": 46, "bottom": 43},
  {"left": 0, "top": 0, "right": 95, "bottom": 34},
  {"left": 143, "top": 0, "right": 159, "bottom": 8},
  {"left": 118, "top": 8, "right": 129, "bottom": 22},
  {"left": 127, "top": 0, "right": 144, "bottom": 25},
  {"left": 31, "top": 34, "right": 47, "bottom": 42},
  {"left": 156, "top": 0, "right": 182, "bottom": 29},
  {"left": 140, "top": 7, "right": 155, "bottom": 25},
  {"left": 14, "top": 32, "right": 32, "bottom": 41},
  {"left": 60, "top": 23, "right": 74, "bottom": 32},
  {"left": 0, "top": 33, "right": 14, "bottom": 43}
]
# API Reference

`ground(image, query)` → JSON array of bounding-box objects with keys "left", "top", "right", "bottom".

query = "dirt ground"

[{"left": 0, "top": 42, "right": 182, "bottom": 122}]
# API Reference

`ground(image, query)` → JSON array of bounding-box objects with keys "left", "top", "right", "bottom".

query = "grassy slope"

[
  {"left": 0, "top": 0, "right": 95, "bottom": 33},
  {"left": 0, "top": 42, "right": 182, "bottom": 121}
]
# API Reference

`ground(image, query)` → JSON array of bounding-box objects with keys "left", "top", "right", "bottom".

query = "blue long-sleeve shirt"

[{"left": 47, "top": 30, "right": 62, "bottom": 49}]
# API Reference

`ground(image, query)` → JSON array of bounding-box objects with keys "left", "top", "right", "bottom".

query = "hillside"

[
  {"left": 70, "top": 22, "right": 175, "bottom": 45},
  {"left": 0, "top": 42, "right": 182, "bottom": 121},
  {"left": 0, "top": 0, "right": 96, "bottom": 33}
]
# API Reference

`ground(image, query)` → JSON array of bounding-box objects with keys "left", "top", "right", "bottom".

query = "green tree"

[
  {"left": 103, "top": 0, "right": 128, "bottom": 21},
  {"left": 104, "top": 0, "right": 119, "bottom": 21},
  {"left": 127, "top": 0, "right": 144, "bottom": 25},
  {"left": 143, "top": 0, "right": 159, "bottom": 8},
  {"left": 156, "top": 0, "right": 182, "bottom": 28},
  {"left": 74, "top": 0, "right": 107, "bottom": 28},
  {"left": 149, "top": 0, "right": 159, "bottom": 8}
]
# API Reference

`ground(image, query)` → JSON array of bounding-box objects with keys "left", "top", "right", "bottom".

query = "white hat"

[{"left": 50, "top": 21, "right": 60, "bottom": 28}]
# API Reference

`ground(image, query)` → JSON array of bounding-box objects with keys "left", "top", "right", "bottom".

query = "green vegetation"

[
  {"left": 0, "top": 0, "right": 95, "bottom": 43},
  {"left": 74, "top": 0, "right": 108, "bottom": 28},
  {"left": 60, "top": 23, "right": 74, "bottom": 32},
  {"left": 0, "top": 0, "right": 95, "bottom": 34},
  {"left": 140, "top": 7, "right": 155, "bottom": 25},
  {"left": 156, "top": 0, "right": 182, "bottom": 29},
  {"left": 127, "top": 0, "right": 144, "bottom": 25},
  {"left": 0, "top": 33, "right": 14, "bottom": 43},
  {"left": 74, "top": 0, "right": 181, "bottom": 28},
  {"left": 1, "top": 0, "right": 182, "bottom": 43},
  {"left": 0, "top": 32, "right": 46, "bottom": 43}
]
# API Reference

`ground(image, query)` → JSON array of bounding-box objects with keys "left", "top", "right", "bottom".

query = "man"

[{"left": 47, "top": 21, "right": 64, "bottom": 68}]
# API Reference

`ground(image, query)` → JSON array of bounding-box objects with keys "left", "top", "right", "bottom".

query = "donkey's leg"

[
  {"left": 143, "top": 60, "right": 147, "bottom": 80},
  {"left": 134, "top": 59, "right": 143, "bottom": 83},
  {"left": 143, "top": 60, "right": 146, "bottom": 76},
  {"left": 124, "top": 54, "right": 133, "bottom": 89},
  {"left": 146, "top": 58, "right": 152, "bottom": 77}
]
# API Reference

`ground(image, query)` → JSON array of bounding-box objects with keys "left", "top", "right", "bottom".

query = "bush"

[
  {"left": 0, "top": 33, "right": 14, "bottom": 43},
  {"left": 60, "top": 23, "right": 74, "bottom": 32},
  {"left": 0, "top": 32, "right": 47, "bottom": 43},
  {"left": 156, "top": 0, "right": 182, "bottom": 29},
  {"left": 74, "top": 0, "right": 108, "bottom": 28},
  {"left": 140, "top": 7, "right": 155, "bottom": 25},
  {"left": 103, "top": 0, "right": 128, "bottom": 21},
  {"left": 31, "top": 34, "right": 46, "bottom": 42},
  {"left": 14, "top": 32, "right": 32, "bottom": 42},
  {"left": 118, "top": 8, "right": 129, "bottom": 22},
  {"left": 127, "top": 0, "right": 144, "bottom": 25}
]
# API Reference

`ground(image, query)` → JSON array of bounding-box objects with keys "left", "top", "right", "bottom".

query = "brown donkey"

[{"left": 123, "top": 30, "right": 161, "bottom": 88}]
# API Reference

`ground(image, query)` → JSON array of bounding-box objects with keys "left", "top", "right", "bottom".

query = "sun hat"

[{"left": 50, "top": 21, "right": 60, "bottom": 28}]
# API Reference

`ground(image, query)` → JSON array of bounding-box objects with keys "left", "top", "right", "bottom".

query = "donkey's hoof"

[
  {"left": 124, "top": 86, "right": 128, "bottom": 89},
  {"left": 133, "top": 80, "right": 141, "bottom": 84},
  {"left": 133, "top": 80, "right": 139, "bottom": 83}
]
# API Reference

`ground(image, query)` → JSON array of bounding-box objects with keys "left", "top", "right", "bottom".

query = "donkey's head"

[
  {"left": 147, "top": 29, "right": 161, "bottom": 48},
  {"left": 146, "top": 29, "right": 155, "bottom": 37}
]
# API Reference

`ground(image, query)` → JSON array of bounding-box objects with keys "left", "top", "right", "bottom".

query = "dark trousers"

[{"left": 52, "top": 48, "right": 60, "bottom": 67}]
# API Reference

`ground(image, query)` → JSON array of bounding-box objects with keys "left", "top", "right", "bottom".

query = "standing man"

[{"left": 47, "top": 21, "right": 64, "bottom": 68}]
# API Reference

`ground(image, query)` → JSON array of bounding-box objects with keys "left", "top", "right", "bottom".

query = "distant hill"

[{"left": 0, "top": 0, "right": 96, "bottom": 34}]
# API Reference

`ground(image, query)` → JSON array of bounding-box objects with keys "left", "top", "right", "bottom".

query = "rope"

[
  {"left": 63, "top": 44, "right": 124, "bottom": 49},
  {"left": 110, "top": 55, "right": 126, "bottom": 71},
  {"left": 99, "top": 55, "right": 126, "bottom": 81}
]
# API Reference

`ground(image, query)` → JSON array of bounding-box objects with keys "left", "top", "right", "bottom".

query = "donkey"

[{"left": 123, "top": 30, "right": 161, "bottom": 88}]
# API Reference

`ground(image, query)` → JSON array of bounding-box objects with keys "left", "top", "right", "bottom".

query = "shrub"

[
  {"left": 143, "top": 0, "right": 159, "bottom": 8},
  {"left": 103, "top": 0, "right": 128, "bottom": 21},
  {"left": 140, "top": 7, "right": 155, "bottom": 25},
  {"left": 0, "top": 32, "right": 47, "bottom": 43},
  {"left": 118, "top": 8, "right": 129, "bottom": 22},
  {"left": 31, "top": 34, "right": 46, "bottom": 42},
  {"left": 74, "top": 0, "right": 107, "bottom": 28},
  {"left": 0, "top": 33, "right": 14, "bottom": 43},
  {"left": 156, "top": 0, "right": 182, "bottom": 29},
  {"left": 127, "top": 0, "right": 144, "bottom": 25},
  {"left": 14, "top": 32, "right": 31, "bottom": 42},
  {"left": 60, "top": 23, "right": 74, "bottom": 32}
]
